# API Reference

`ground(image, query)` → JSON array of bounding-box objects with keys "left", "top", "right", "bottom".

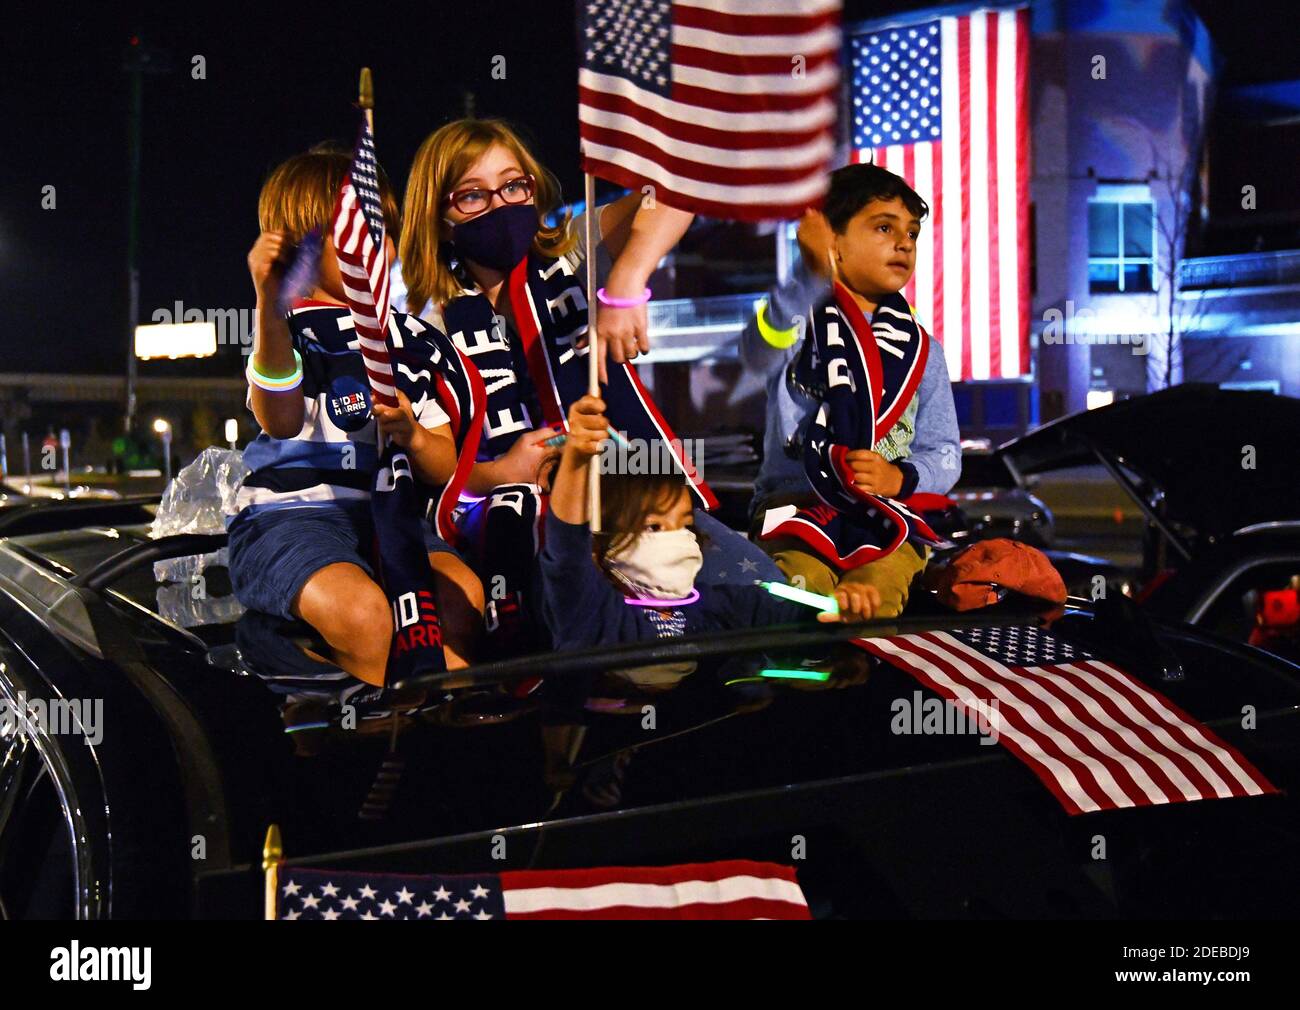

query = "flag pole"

[
  {"left": 358, "top": 67, "right": 386, "bottom": 456},
  {"left": 583, "top": 171, "right": 601, "bottom": 533},
  {"left": 262, "top": 823, "right": 283, "bottom": 921}
]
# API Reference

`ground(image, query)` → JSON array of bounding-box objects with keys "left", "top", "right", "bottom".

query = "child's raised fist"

[
  {"left": 796, "top": 210, "right": 835, "bottom": 279},
  {"left": 564, "top": 394, "right": 609, "bottom": 460},
  {"left": 248, "top": 231, "right": 288, "bottom": 299}
]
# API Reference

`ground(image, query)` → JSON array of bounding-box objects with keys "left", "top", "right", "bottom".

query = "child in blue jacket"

[{"left": 539, "top": 396, "right": 878, "bottom": 652}]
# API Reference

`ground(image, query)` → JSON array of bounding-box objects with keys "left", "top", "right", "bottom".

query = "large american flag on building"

[
  {"left": 332, "top": 115, "right": 399, "bottom": 409},
  {"left": 577, "top": 0, "right": 841, "bottom": 221},
  {"left": 857, "top": 626, "right": 1278, "bottom": 815},
  {"left": 850, "top": 6, "right": 1030, "bottom": 380},
  {"left": 274, "top": 861, "right": 810, "bottom": 920}
]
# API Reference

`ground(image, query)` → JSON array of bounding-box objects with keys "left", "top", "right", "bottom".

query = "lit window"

[{"left": 1087, "top": 192, "right": 1155, "bottom": 293}]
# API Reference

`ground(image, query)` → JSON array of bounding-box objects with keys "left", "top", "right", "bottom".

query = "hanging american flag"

[
  {"left": 273, "top": 861, "right": 810, "bottom": 920},
  {"left": 857, "top": 626, "right": 1278, "bottom": 815},
  {"left": 850, "top": 7, "right": 1030, "bottom": 381},
  {"left": 577, "top": 0, "right": 841, "bottom": 221},
  {"left": 332, "top": 116, "right": 399, "bottom": 408}
]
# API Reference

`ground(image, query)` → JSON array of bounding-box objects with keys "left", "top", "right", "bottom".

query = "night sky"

[{"left": 4, "top": 1, "right": 1295, "bottom": 378}]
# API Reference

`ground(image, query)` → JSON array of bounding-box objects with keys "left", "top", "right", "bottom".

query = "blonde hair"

[
  {"left": 400, "top": 118, "right": 577, "bottom": 316},
  {"left": 257, "top": 145, "right": 400, "bottom": 244}
]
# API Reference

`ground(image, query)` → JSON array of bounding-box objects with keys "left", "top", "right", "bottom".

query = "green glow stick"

[
  {"left": 757, "top": 580, "right": 840, "bottom": 614},
  {"left": 759, "top": 668, "right": 831, "bottom": 682}
]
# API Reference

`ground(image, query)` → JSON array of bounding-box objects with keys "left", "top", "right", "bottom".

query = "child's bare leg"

[
  {"left": 292, "top": 562, "right": 392, "bottom": 686},
  {"left": 427, "top": 551, "right": 485, "bottom": 670}
]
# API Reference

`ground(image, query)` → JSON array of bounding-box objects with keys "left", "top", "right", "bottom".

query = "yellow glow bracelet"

[
  {"left": 247, "top": 350, "right": 304, "bottom": 392},
  {"left": 755, "top": 300, "right": 801, "bottom": 349}
]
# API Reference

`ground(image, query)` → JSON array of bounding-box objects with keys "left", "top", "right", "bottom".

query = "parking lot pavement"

[{"left": 1032, "top": 466, "right": 1145, "bottom": 569}]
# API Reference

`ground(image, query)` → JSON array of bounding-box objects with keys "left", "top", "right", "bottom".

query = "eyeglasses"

[{"left": 444, "top": 175, "right": 536, "bottom": 216}]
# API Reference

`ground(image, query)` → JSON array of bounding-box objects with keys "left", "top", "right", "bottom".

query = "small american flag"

[
  {"left": 857, "top": 626, "right": 1279, "bottom": 815},
  {"left": 577, "top": 0, "right": 841, "bottom": 221},
  {"left": 850, "top": 7, "right": 1031, "bottom": 381},
  {"left": 332, "top": 115, "right": 399, "bottom": 409},
  {"left": 275, "top": 861, "right": 810, "bottom": 920}
]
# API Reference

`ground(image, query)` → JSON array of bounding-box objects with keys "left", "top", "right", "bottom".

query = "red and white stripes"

[
  {"left": 332, "top": 175, "right": 398, "bottom": 409},
  {"left": 858, "top": 630, "right": 1278, "bottom": 815},
  {"left": 855, "top": 7, "right": 1030, "bottom": 381}
]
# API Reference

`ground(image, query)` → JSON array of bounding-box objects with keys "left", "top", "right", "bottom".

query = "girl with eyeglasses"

[{"left": 398, "top": 118, "right": 783, "bottom": 652}]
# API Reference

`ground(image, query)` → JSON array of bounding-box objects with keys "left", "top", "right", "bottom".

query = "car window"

[
  {"left": 955, "top": 454, "right": 1017, "bottom": 489},
  {"left": 1194, "top": 560, "right": 1300, "bottom": 665}
]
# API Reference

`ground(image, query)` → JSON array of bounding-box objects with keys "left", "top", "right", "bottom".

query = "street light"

[
  {"left": 153, "top": 418, "right": 172, "bottom": 486},
  {"left": 224, "top": 417, "right": 239, "bottom": 450},
  {"left": 59, "top": 428, "right": 71, "bottom": 494}
]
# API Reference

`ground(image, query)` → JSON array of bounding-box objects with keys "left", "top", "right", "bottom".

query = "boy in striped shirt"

[{"left": 231, "top": 147, "right": 484, "bottom": 684}]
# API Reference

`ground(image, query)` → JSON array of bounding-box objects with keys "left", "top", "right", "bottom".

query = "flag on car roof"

[
  {"left": 857, "top": 625, "right": 1279, "bottom": 815},
  {"left": 577, "top": 0, "right": 842, "bottom": 221},
  {"left": 274, "top": 861, "right": 810, "bottom": 920},
  {"left": 849, "top": 8, "right": 1031, "bottom": 381}
]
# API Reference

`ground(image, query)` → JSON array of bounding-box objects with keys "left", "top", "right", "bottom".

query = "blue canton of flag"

[
  {"left": 950, "top": 624, "right": 1085, "bottom": 668},
  {"left": 352, "top": 123, "right": 388, "bottom": 251},
  {"left": 278, "top": 868, "right": 504, "bottom": 921},
  {"left": 581, "top": 0, "right": 673, "bottom": 97},
  {"left": 850, "top": 22, "right": 942, "bottom": 149}
]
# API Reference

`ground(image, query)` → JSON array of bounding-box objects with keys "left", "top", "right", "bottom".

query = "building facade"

[{"left": 645, "top": 0, "right": 1298, "bottom": 442}]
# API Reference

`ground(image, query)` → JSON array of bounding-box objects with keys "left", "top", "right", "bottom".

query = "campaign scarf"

[
  {"left": 369, "top": 317, "right": 484, "bottom": 683},
  {"left": 456, "top": 481, "right": 551, "bottom": 663},
  {"left": 374, "top": 320, "right": 484, "bottom": 683},
  {"left": 370, "top": 444, "right": 446, "bottom": 681},
  {"left": 442, "top": 250, "right": 717, "bottom": 509},
  {"left": 414, "top": 325, "right": 487, "bottom": 546},
  {"left": 760, "top": 282, "right": 946, "bottom": 570}
]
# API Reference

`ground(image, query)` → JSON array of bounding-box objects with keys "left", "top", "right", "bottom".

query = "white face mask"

[{"left": 606, "top": 528, "right": 703, "bottom": 602}]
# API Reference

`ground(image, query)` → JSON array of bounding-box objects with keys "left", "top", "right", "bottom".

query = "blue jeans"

[{"left": 227, "top": 502, "right": 456, "bottom": 620}]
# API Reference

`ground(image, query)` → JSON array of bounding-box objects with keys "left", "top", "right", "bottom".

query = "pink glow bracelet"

[{"left": 596, "top": 287, "right": 652, "bottom": 308}]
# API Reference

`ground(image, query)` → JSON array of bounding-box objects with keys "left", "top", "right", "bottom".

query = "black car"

[
  {"left": 949, "top": 440, "right": 1054, "bottom": 547},
  {"left": 0, "top": 491, "right": 157, "bottom": 537},
  {"left": 999, "top": 385, "right": 1300, "bottom": 662},
  {"left": 3, "top": 512, "right": 1299, "bottom": 920}
]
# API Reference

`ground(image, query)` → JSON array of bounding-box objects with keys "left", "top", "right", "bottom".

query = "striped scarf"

[{"left": 761, "top": 283, "right": 946, "bottom": 570}]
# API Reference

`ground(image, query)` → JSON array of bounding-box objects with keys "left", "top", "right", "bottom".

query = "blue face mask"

[{"left": 448, "top": 204, "right": 539, "bottom": 272}]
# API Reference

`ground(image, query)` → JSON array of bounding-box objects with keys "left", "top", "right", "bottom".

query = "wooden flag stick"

[
  {"left": 359, "top": 67, "right": 385, "bottom": 454},
  {"left": 584, "top": 172, "right": 601, "bottom": 533},
  {"left": 359, "top": 65, "right": 374, "bottom": 130}
]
